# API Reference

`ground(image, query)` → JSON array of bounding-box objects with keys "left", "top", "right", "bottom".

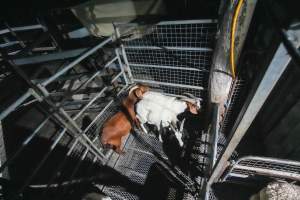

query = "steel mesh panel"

[
  {"left": 225, "top": 157, "right": 300, "bottom": 182},
  {"left": 117, "top": 151, "right": 156, "bottom": 175},
  {"left": 119, "top": 20, "right": 217, "bottom": 103},
  {"left": 126, "top": 48, "right": 212, "bottom": 70},
  {"left": 101, "top": 131, "right": 166, "bottom": 200},
  {"left": 130, "top": 65, "right": 205, "bottom": 87},
  {"left": 102, "top": 185, "right": 139, "bottom": 200},
  {"left": 220, "top": 79, "right": 245, "bottom": 134},
  {"left": 122, "top": 21, "right": 217, "bottom": 49},
  {"left": 140, "top": 82, "right": 203, "bottom": 98},
  {"left": 236, "top": 158, "right": 300, "bottom": 174},
  {"left": 126, "top": 173, "right": 147, "bottom": 185}
]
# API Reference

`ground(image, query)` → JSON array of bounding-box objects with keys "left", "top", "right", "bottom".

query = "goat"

[
  {"left": 100, "top": 84, "right": 149, "bottom": 154},
  {"left": 136, "top": 91, "right": 200, "bottom": 145}
]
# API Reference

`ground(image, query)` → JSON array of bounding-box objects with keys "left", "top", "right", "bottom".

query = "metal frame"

[
  {"left": 0, "top": 19, "right": 219, "bottom": 199},
  {"left": 0, "top": 35, "right": 130, "bottom": 199},
  {"left": 207, "top": 27, "right": 300, "bottom": 185},
  {"left": 0, "top": 21, "right": 57, "bottom": 57}
]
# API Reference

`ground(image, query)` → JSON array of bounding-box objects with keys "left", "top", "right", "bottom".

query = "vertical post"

[
  {"left": 115, "top": 49, "right": 129, "bottom": 85},
  {"left": 211, "top": 103, "right": 220, "bottom": 167},
  {"left": 207, "top": 28, "right": 300, "bottom": 186},
  {"left": 114, "top": 27, "right": 134, "bottom": 83}
]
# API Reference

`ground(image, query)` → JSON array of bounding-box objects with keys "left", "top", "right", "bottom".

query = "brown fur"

[{"left": 100, "top": 84, "right": 149, "bottom": 154}]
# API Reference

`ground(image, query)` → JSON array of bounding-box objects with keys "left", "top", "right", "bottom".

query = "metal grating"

[
  {"left": 119, "top": 20, "right": 217, "bottom": 100},
  {"left": 220, "top": 79, "right": 245, "bottom": 135},
  {"left": 142, "top": 82, "right": 203, "bottom": 99},
  {"left": 122, "top": 21, "right": 217, "bottom": 49},
  {"left": 130, "top": 64, "right": 205, "bottom": 87},
  {"left": 101, "top": 132, "right": 163, "bottom": 200},
  {"left": 126, "top": 49, "right": 212, "bottom": 70},
  {"left": 224, "top": 156, "right": 300, "bottom": 181}
]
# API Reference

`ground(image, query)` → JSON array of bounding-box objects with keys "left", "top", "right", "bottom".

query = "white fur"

[{"left": 136, "top": 91, "right": 187, "bottom": 129}]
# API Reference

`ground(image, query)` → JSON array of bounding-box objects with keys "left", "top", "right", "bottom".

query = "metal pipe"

[
  {"left": 211, "top": 104, "right": 220, "bottom": 167},
  {"left": 13, "top": 48, "right": 87, "bottom": 66},
  {"left": 208, "top": 30, "right": 300, "bottom": 185},
  {"left": 42, "top": 37, "right": 112, "bottom": 86},
  {"left": 115, "top": 49, "right": 129, "bottom": 85},
  {"left": 115, "top": 27, "right": 134, "bottom": 83},
  {"left": 111, "top": 71, "right": 123, "bottom": 83},
  {"left": 73, "top": 87, "right": 107, "bottom": 119}
]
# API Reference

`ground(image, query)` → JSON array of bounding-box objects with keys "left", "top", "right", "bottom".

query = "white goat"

[{"left": 136, "top": 91, "right": 187, "bottom": 145}]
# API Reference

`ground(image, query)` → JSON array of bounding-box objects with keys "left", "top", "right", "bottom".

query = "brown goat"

[{"left": 100, "top": 85, "right": 149, "bottom": 154}]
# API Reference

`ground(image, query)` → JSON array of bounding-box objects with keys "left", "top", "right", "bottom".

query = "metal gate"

[{"left": 0, "top": 19, "right": 217, "bottom": 200}]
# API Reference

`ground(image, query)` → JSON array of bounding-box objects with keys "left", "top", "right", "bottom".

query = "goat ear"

[{"left": 134, "top": 89, "right": 143, "bottom": 98}]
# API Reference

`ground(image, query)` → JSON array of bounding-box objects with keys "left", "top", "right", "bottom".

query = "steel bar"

[
  {"left": 129, "top": 63, "right": 207, "bottom": 72},
  {"left": 0, "top": 41, "right": 20, "bottom": 48},
  {"left": 115, "top": 27, "right": 134, "bottom": 83},
  {"left": 120, "top": 45, "right": 134, "bottom": 83},
  {"left": 125, "top": 46, "right": 212, "bottom": 52},
  {"left": 211, "top": 104, "right": 220, "bottom": 167},
  {"left": 73, "top": 87, "right": 107, "bottom": 119},
  {"left": 12, "top": 48, "right": 87, "bottom": 65},
  {"left": 133, "top": 79, "right": 204, "bottom": 90},
  {"left": 115, "top": 49, "right": 129, "bottom": 85},
  {"left": 42, "top": 37, "right": 112, "bottom": 86},
  {"left": 208, "top": 28, "right": 300, "bottom": 185},
  {"left": 203, "top": 104, "right": 220, "bottom": 200},
  {"left": 111, "top": 71, "right": 123, "bottom": 83},
  {"left": 0, "top": 117, "right": 49, "bottom": 173},
  {"left": 0, "top": 24, "right": 45, "bottom": 35},
  {"left": 0, "top": 90, "right": 31, "bottom": 121}
]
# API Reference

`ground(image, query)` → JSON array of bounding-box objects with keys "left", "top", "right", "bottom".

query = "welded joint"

[{"left": 29, "top": 88, "right": 43, "bottom": 102}]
